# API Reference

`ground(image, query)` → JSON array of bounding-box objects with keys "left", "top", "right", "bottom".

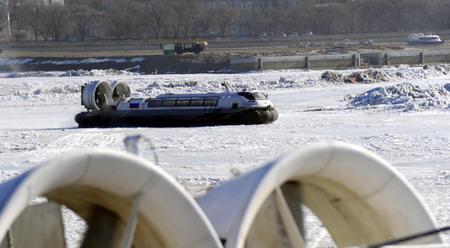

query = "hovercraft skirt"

[{"left": 75, "top": 108, "right": 278, "bottom": 128}]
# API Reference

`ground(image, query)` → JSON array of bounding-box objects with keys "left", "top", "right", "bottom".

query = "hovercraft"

[
  {"left": 407, "top": 33, "right": 444, "bottom": 46},
  {"left": 75, "top": 81, "right": 278, "bottom": 128}
]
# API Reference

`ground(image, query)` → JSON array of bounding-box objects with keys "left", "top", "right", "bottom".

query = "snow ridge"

[{"left": 348, "top": 83, "right": 450, "bottom": 111}]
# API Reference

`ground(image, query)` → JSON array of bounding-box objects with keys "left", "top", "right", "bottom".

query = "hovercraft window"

[
  {"left": 148, "top": 99, "right": 162, "bottom": 107},
  {"left": 190, "top": 99, "right": 205, "bottom": 106},
  {"left": 204, "top": 99, "right": 218, "bottom": 106},
  {"left": 161, "top": 100, "right": 177, "bottom": 107},
  {"left": 251, "top": 92, "right": 268, "bottom": 100},
  {"left": 176, "top": 99, "right": 190, "bottom": 106},
  {"left": 238, "top": 92, "right": 255, "bottom": 100}
]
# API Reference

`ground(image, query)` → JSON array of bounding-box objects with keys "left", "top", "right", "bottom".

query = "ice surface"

[{"left": 1, "top": 65, "right": 450, "bottom": 246}]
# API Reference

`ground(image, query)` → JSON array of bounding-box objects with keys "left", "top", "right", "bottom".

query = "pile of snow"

[
  {"left": 59, "top": 68, "right": 140, "bottom": 77},
  {"left": 33, "top": 85, "right": 80, "bottom": 95},
  {"left": 3, "top": 68, "right": 140, "bottom": 78},
  {"left": 321, "top": 68, "right": 391, "bottom": 84},
  {"left": 321, "top": 71, "right": 347, "bottom": 82},
  {"left": 176, "top": 176, "right": 224, "bottom": 198},
  {"left": 322, "top": 69, "right": 387, "bottom": 83},
  {"left": 347, "top": 82, "right": 450, "bottom": 111},
  {"left": 6, "top": 71, "right": 61, "bottom": 78},
  {"left": 349, "top": 69, "right": 387, "bottom": 83},
  {"left": 322, "top": 64, "right": 450, "bottom": 84}
]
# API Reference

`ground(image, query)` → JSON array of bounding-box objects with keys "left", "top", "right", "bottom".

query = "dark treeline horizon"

[{"left": 4, "top": 0, "right": 450, "bottom": 41}]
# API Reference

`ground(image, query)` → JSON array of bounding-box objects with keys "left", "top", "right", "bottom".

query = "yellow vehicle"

[{"left": 175, "top": 39, "right": 208, "bottom": 54}]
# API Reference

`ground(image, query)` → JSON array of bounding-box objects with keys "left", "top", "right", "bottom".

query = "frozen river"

[{"left": 0, "top": 65, "right": 450, "bottom": 246}]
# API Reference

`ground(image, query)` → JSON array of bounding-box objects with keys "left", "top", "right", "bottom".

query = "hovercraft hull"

[
  {"left": 75, "top": 107, "right": 278, "bottom": 128},
  {"left": 407, "top": 40, "right": 444, "bottom": 46}
]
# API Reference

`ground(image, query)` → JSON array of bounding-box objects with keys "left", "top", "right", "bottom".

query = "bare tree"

[
  {"left": 193, "top": 5, "right": 216, "bottom": 37},
  {"left": 310, "top": 4, "right": 334, "bottom": 34},
  {"left": 22, "top": 4, "right": 41, "bottom": 41},
  {"left": 37, "top": 7, "right": 52, "bottom": 41},
  {"left": 140, "top": 0, "right": 171, "bottom": 39},
  {"left": 6, "top": 0, "right": 450, "bottom": 41},
  {"left": 266, "top": 7, "right": 286, "bottom": 34},
  {"left": 68, "top": 1, "right": 97, "bottom": 40},
  {"left": 38, "top": 4, "right": 69, "bottom": 41},
  {"left": 103, "top": 0, "right": 142, "bottom": 39},
  {"left": 423, "top": 0, "right": 450, "bottom": 29},
  {"left": 242, "top": 3, "right": 257, "bottom": 37},
  {"left": 214, "top": 5, "right": 237, "bottom": 38},
  {"left": 185, "top": 0, "right": 201, "bottom": 37},
  {"left": 9, "top": 7, "right": 28, "bottom": 41},
  {"left": 286, "top": 3, "right": 314, "bottom": 34},
  {"left": 164, "top": 0, "right": 199, "bottom": 39}
]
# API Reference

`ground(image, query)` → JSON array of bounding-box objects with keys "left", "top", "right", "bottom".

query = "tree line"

[{"left": 4, "top": 0, "right": 450, "bottom": 41}]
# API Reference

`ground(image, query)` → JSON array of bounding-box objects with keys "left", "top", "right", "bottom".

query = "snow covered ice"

[{"left": 1, "top": 64, "right": 450, "bottom": 246}]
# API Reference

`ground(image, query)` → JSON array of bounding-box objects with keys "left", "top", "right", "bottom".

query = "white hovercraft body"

[{"left": 75, "top": 81, "right": 278, "bottom": 127}]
